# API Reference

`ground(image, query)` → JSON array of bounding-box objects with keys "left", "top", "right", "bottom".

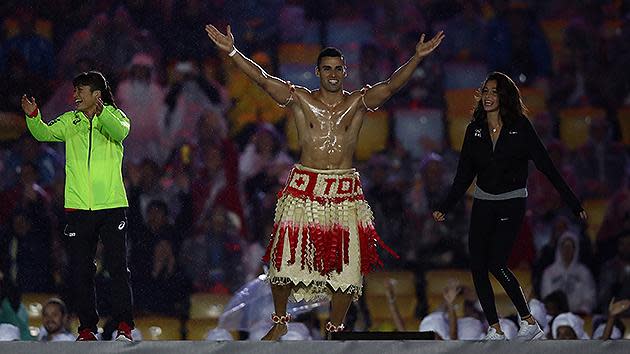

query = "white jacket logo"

[
  {"left": 64, "top": 225, "right": 76, "bottom": 237},
  {"left": 474, "top": 128, "right": 482, "bottom": 138},
  {"left": 118, "top": 221, "right": 126, "bottom": 230}
]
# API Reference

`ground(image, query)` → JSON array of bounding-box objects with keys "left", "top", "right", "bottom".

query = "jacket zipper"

[{"left": 88, "top": 118, "right": 93, "bottom": 210}]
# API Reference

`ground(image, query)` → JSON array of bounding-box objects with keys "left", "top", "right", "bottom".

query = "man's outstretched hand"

[
  {"left": 205, "top": 24, "right": 235, "bottom": 52},
  {"left": 416, "top": 31, "right": 445, "bottom": 58},
  {"left": 21, "top": 95, "right": 37, "bottom": 116},
  {"left": 432, "top": 211, "right": 445, "bottom": 222}
]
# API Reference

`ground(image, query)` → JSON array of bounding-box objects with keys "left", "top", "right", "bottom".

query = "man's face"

[
  {"left": 560, "top": 239, "right": 575, "bottom": 266},
  {"left": 147, "top": 206, "right": 167, "bottom": 230},
  {"left": 556, "top": 326, "right": 578, "bottom": 340},
  {"left": 317, "top": 57, "right": 346, "bottom": 93},
  {"left": 73, "top": 85, "right": 99, "bottom": 113},
  {"left": 544, "top": 301, "right": 560, "bottom": 317},
  {"left": 43, "top": 304, "right": 65, "bottom": 335}
]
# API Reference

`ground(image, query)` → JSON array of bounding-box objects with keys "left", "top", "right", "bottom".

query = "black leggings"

[
  {"left": 65, "top": 208, "right": 134, "bottom": 332},
  {"left": 469, "top": 198, "right": 530, "bottom": 325}
]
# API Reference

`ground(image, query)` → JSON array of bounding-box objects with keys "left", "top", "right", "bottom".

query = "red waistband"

[{"left": 279, "top": 166, "right": 365, "bottom": 203}]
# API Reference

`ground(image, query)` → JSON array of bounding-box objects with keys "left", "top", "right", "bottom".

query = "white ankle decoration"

[
  {"left": 325, "top": 321, "right": 345, "bottom": 332},
  {"left": 271, "top": 313, "right": 291, "bottom": 325}
]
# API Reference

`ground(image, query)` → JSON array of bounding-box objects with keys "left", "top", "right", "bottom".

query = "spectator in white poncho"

[
  {"left": 419, "top": 311, "right": 450, "bottom": 340},
  {"left": 541, "top": 231, "right": 596, "bottom": 314},
  {"left": 116, "top": 53, "right": 167, "bottom": 164},
  {"left": 551, "top": 312, "right": 590, "bottom": 339}
]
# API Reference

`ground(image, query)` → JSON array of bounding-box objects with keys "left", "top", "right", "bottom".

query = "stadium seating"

[
  {"left": 443, "top": 61, "right": 487, "bottom": 90},
  {"left": 558, "top": 107, "right": 606, "bottom": 150},
  {"left": 279, "top": 63, "right": 319, "bottom": 89},
  {"left": 278, "top": 44, "right": 321, "bottom": 66},
  {"left": 541, "top": 19, "right": 570, "bottom": 70},
  {"left": 134, "top": 316, "right": 183, "bottom": 340},
  {"left": 394, "top": 108, "right": 444, "bottom": 159},
  {"left": 424, "top": 269, "right": 532, "bottom": 316},
  {"left": 521, "top": 87, "right": 547, "bottom": 117},
  {"left": 364, "top": 271, "right": 417, "bottom": 328},
  {"left": 355, "top": 110, "right": 390, "bottom": 161},
  {"left": 582, "top": 199, "right": 609, "bottom": 243},
  {"left": 325, "top": 19, "right": 373, "bottom": 46},
  {"left": 447, "top": 118, "right": 471, "bottom": 152},
  {"left": 189, "top": 293, "right": 231, "bottom": 320},
  {"left": 445, "top": 88, "right": 477, "bottom": 121}
]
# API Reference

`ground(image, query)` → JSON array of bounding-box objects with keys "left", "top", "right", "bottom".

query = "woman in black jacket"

[{"left": 433, "top": 72, "right": 587, "bottom": 340}]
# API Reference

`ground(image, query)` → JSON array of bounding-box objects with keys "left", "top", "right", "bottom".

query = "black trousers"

[
  {"left": 65, "top": 208, "right": 134, "bottom": 332},
  {"left": 469, "top": 198, "right": 530, "bottom": 326}
]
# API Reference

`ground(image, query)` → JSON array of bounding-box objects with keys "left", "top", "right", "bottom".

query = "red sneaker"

[
  {"left": 76, "top": 329, "right": 97, "bottom": 341},
  {"left": 115, "top": 321, "right": 133, "bottom": 341}
]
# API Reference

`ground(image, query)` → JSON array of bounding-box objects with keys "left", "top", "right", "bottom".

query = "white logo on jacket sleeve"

[
  {"left": 474, "top": 128, "right": 482, "bottom": 138},
  {"left": 118, "top": 221, "right": 126, "bottom": 230},
  {"left": 64, "top": 225, "right": 76, "bottom": 237}
]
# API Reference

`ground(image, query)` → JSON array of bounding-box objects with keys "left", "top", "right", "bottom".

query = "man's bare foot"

[{"left": 261, "top": 323, "right": 288, "bottom": 341}]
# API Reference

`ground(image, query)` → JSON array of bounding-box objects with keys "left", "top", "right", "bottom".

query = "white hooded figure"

[
  {"left": 419, "top": 311, "right": 450, "bottom": 339},
  {"left": 115, "top": 53, "right": 168, "bottom": 164},
  {"left": 0, "top": 324, "right": 20, "bottom": 341},
  {"left": 551, "top": 312, "right": 590, "bottom": 339},
  {"left": 457, "top": 317, "right": 485, "bottom": 340},
  {"left": 592, "top": 322, "right": 623, "bottom": 340},
  {"left": 528, "top": 298, "right": 550, "bottom": 336},
  {"left": 540, "top": 231, "right": 596, "bottom": 314},
  {"left": 206, "top": 328, "right": 234, "bottom": 341},
  {"left": 162, "top": 61, "right": 227, "bottom": 148}
]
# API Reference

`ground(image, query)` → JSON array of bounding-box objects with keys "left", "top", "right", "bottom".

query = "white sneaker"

[
  {"left": 483, "top": 327, "right": 507, "bottom": 340},
  {"left": 516, "top": 320, "right": 544, "bottom": 341}
]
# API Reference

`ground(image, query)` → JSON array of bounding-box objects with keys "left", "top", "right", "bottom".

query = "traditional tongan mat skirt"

[{"left": 262, "top": 164, "right": 398, "bottom": 302}]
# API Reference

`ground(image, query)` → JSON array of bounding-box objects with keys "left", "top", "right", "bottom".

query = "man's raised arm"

[
  {"left": 361, "top": 31, "right": 444, "bottom": 111},
  {"left": 206, "top": 24, "right": 297, "bottom": 106}
]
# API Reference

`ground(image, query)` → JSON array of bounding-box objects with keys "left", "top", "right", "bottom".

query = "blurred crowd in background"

[{"left": 1, "top": 0, "right": 630, "bottom": 341}]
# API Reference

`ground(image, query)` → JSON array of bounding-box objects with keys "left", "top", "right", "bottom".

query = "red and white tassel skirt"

[{"left": 262, "top": 164, "right": 398, "bottom": 302}]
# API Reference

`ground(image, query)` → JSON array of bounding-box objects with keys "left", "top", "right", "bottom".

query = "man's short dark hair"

[
  {"left": 543, "top": 290, "right": 570, "bottom": 313},
  {"left": 317, "top": 47, "right": 344, "bottom": 67},
  {"left": 72, "top": 71, "right": 117, "bottom": 108}
]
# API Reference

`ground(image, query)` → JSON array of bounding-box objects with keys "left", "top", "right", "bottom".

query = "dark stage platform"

[{"left": 1, "top": 340, "right": 629, "bottom": 354}]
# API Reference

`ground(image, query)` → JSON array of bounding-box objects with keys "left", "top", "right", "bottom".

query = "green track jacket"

[{"left": 25, "top": 105, "right": 130, "bottom": 210}]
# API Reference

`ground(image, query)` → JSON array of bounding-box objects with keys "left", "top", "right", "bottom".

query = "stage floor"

[{"left": 1, "top": 340, "right": 629, "bottom": 354}]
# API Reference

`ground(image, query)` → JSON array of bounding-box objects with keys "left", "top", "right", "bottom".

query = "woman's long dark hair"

[
  {"left": 472, "top": 72, "right": 528, "bottom": 126},
  {"left": 72, "top": 71, "right": 118, "bottom": 109}
]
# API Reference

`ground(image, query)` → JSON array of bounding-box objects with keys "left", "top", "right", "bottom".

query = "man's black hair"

[
  {"left": 317, "top": 47, "right": 344, "bottom": 67},
  {"left": 72, "top": 71, "right": 117, "bottom": 108}
]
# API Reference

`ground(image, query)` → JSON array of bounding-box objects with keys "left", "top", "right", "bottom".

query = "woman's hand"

[
  {"left": 21, "top": 95, "right": 37, "bottom": 116},
  {"left": 432, "top": 211, "right": 445, "bottom": 222}
]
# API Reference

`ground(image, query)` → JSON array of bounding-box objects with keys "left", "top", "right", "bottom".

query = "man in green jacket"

[{"left": 21, "top": 71, "right": 134, "bottom": 341}]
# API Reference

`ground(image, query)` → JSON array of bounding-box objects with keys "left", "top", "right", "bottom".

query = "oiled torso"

[{"left": 290, "top": 90, "right": 365, "bottom": 170}]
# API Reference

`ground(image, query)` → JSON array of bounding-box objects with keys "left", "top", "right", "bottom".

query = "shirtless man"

[{"left": 206, "top": 24, "right": 444, "bottom": 340}]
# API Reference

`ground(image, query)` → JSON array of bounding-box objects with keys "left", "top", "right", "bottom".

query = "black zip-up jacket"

[{"left": 438, "top": 115, "right": 583, "bottom": 215}]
